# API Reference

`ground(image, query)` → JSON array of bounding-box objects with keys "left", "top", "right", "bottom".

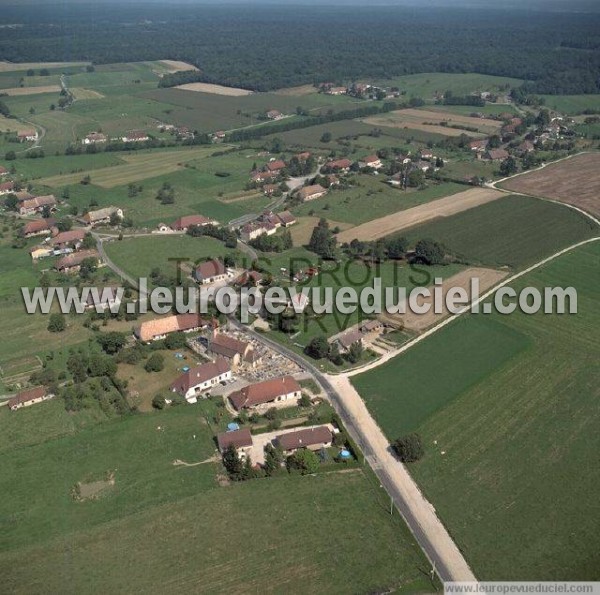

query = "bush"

[
  {"left": 145, "top": 353, "right": 165, "bottom": 373},
  {"left": 47, "top": 313, "right": 66, "bottom": 333},
  {"left": 392, "top": 433, "right": 424, "bottom": 463}
]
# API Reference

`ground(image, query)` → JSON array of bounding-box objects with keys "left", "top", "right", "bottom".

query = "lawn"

[
  {"left": 104, "top": 234, "right": 233, "bottom": 282},
  {"left": 539, "top": 94, "right": 600, "bottom": 115},
  {"left": 0, "top": 398, "right": 434, "bottom": 593},
  {"left": 292, "top": 178, "right": 466, "bottom": 226},
  {"left": 352, "top": 241, "right": 600, "bottom": 580},
  {"left": 399, "top": 194, "right": 598, "bottom": 269}
]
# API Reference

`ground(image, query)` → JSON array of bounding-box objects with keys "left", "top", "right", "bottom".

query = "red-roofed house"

[
  {"left": 170, "top": 357, "right": 231, "bottom": 403},
  {"left": 0, "top": 180, "right": 14, "bottom": 195},
  {"left": 229, "top": 376, "right": 301, "bottom": 411},
  {"left": 122, "top": 131, "right": 149, "bottom": 143},
  {"left": 49, "top": 229, "right": 86, "bottom": 250},
  {"left": 193, "top": 259, "right": 230, "bottom": 285},
  {"left": 19, "top": 194, "right": 57, "bottom": 215},
  {"left": 486, "top": 148, "right": 510, "bottom": 161},
  {"left": 134, "top": 313, "right": 214, "bottom": 342},
  {"left": 8, "top": 386, "right": 54, "bottom": 411},
  {"left": 171, "top": 214, "right": 216, "bottom": 231},
  {"left": 358, "top": 155, "right": 383, "bottom": 169},
  {"left": 216, "top": 428, "right": 253, "bottom": 458},
  {"left": 266, "top": 160, "right": 286, "bottom": 173},
  {"left": 275, "top": 426, "right": 333, "bottom": 454},
  {"left": 326, "top": 158, "right": 352, "bottom": 172},
  {"left": 21, "top": 218, "right": 56, "bottom": 238}
]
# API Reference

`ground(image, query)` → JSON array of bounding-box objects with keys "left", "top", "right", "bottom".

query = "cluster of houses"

[
  {"left": 81, "top": 130, "right": 150, "bottom": 145},
  {"left": 318, "top": 82, "right": 400, "bottom": 100},
  {"left": 156, "top": 123, "right": 195, "bottom": 140},
  {"left": 329, "top": 319, "right": 384, "bottom": 354},
  {"left": 240, "top": 210, "right": 296, "bottom": 242}
]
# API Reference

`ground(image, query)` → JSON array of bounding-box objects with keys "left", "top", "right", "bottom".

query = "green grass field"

[
  {"left": 104, "top": 234, "right": 233, "bottom": 281},
  {"left": 540, "top": 95, "right": 600, "bottom": 115},
  {"left": 292, "top": 178, "right": 466, "bottom": 227},
  {"left": 352, "top": 241, "right": 600, "bottom": 580},
  {"left": 0, "top": 397, "right": 434, "bottom": 593},
  {"left": 400, "top": 194, "right": 598, "bottom": 269}
]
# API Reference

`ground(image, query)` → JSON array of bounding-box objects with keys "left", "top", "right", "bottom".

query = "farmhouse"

[
  {"left": 49, "top": 229, "right": 87, "bottom": 249},
  {"left": 0, "top": 180, "right": 15, "bottom": 195},
  {"left": 29, "top": 245, "right": 54, "bottom": 260},
  {"left": 327, "top": 86, "right": 347, "bottom": 95},
  {"left": 82, "top": 132, "right": 107, "bottom": 145},
  {"left": 81, "top": 206, "right": 123, "bottom": 226},
  {"left": 276, "top": 210, "right": 297, "bottom": 227},
  {"left": 208, "top": 331, "right": 257, "bottom": 368},
  {"left": 469, "top": 139, "right": 489, "bottom": 152},
  {"left": 331, "top": 329, "right": 364, "bottom": 353},
  {"left": 228, "top": 376, "right": 301, "bottom": 412},
  {"left": 0, "top": 166, "right": 7, "bottom": 176},
  {"left": 263, "top": 184, "right": 279, "bottom": 196},
  {"left": 420, "top": 149, "right": 434, "bottom": 161},
  {"left": 275, "top": 426, "right": 333, "bottom": 454},
  {"left": 8, "top": 386, "right": 54, "bottom": 411},
  {"left": 266, "top": 159, "right": 286, "bottom": 174},
  {"left": 134, "top": 313, "right": 214, "bottom": 342},
  {"left": 84, "top": 287, "right": 122, "bottom": 311},
  {"left": 486, "top": 148, "right": 510, "bottom": 161},
  {"left": 297, "top": 184, "right": 327, "bottom": 202},
  {"left": 17, "top": 130, "right": 38, "bottom": 143},
  {"left": 170, "top": 357, "right": 231, "bottom": 403},
  {"left": 240, "top": 221, "right": 277, "bottom": 243},
  {"left": 171, "top": 214, "right": 216, "bottom": 231},
  {"left": 193, "top": 259, "right": 230, "bottom": 285},
  {"left": 21, "top": 218, "right": 56, "bottom": 238},
  {"left": 326, "top": 158, "right": 352, "bottom": 172},
  {"left": 358, "top": 155, "right": 383, "bottom": 169},
  {"left": 296, "top": 151, "right": 311, "bottom": 161},
  {"left": 216, "top": 428, "right": 253, "bottom": 459},
  {"left": 519, "top": 140, "right": 535, "bottom": 152},
  {"left": 122, "top": 131, "right": 149, "bottom": 143},
  {"left": 19, "top": 194, "right": 57, "bottom": 215},
  {"left": 266, "top": 109, "right": 284, "bottom": 120},
  {"left": 55, "top": 249, "right": 101, "bottom": 273},
  {"left": 234, "top": 270, "right": 264, "bottom": 286},
  {"left": 251, "top": 170, "right": 278, "bottom": 183}
]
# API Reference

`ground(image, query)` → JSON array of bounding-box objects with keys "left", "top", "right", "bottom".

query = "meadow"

[
  {"left": 0, "top": 398, "right": 434, "bottom": 593},
  {"left": 292, "top": 178, "right": 466, "bottom": 227},
  {"left": 539, "top": 94, "right": 600, "bottom": 115},
  {"left": 352, "top": 241, "right": 600, "bottom": 579},
  {"left": 399, "top": 194, "right": 598, "bottom": 269}
]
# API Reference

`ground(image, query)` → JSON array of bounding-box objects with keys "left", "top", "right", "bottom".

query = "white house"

[{"left": 170, "top": 358, "right": 232, "bottom": 403}]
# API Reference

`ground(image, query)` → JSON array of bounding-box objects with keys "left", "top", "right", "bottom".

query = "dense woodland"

[{"left": 0, "top": 4, "right": 599, "bottom": 95}]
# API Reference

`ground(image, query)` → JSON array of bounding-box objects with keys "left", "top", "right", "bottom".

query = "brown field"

[
  {"left": 175, "top": 82, "right": 253, "bottom": 96},
  {"left": 379, "top": 267, "right": 508, "bottom": 332},
  {"left": 290, "top": 216, "right": 354, "bottom": 245},
  {"left": 500, "top": 153, "right": 600, "bottom": 219},
  {"left": 336, "top": 187, "right": 504, "bottom": 242},
  {"left": 0, "top": 61, "right": 89, "bottom": 72},
  {"left": 2, "top": 85, "right": 61, "bottom": 96},
  {"left": 158, "top": 60, "right": 199, "bottom": 73},
  {"left": 274, "top": 85, "right": 318, "bottom": 96},
  {"left": 363, "top": 108, "right": 502, "bottom": 137}
]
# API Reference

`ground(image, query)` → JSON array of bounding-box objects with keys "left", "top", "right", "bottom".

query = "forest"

[{"left": 0, "top": 3, "right": 599, "bottom": 95}]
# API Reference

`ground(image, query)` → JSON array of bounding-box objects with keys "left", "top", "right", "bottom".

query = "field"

[
  {"left": 362, "top": 108, "right": 502, "bottom": 137},
  {"left": 372, "top": 73, "right": 524, "bottom": 101},
  {"left": 38, "top": 146, "right": 220, "bottom": 188},
  {"left": 175, "top": 82, "right": 253, "bottom": 96},
  {"left": 352, "top": 241, "right": 600, "bottom": 579},
  {"left": 2, "top": 85, "right": 62, "bottom": 96},
  {"left": 293, "top": 179, "right": 466, "bottom": 228},
  {"left": 539, "top": 94, "right": 600, "bottom": 115},
  {"left": 0, "top": 398, "right": 433, "bottom": 593},
  {"left": 500, "top": 153, "right": 600, "bottom": 219},
  {"left": 399, "top": 194, "right": 599, "bottom": 269},
  {"left": 335, "top": 187, "right": 504, "bottom": 243},
  {"left": 0, "top": 61, "right": 90, "bottom": 72}
]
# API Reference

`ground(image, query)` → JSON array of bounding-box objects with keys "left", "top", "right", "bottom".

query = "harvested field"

[
  {"left": 71, "top": 88, "right": 105, "bottom": 100},
  {"left": 379, "top": 267, "right": 508, "bottom": 332},
  {"left": 290, "top": 216, "right": 354, "bottom": 245},
  {"left": 2, "top": 85, "right": 61, "bottom": 96},
  {"left": 500, "top": 153, "right": 600, "bottom": 219},
  {"left": 38, "top": 146, "right": 217, "bottom": 188},
  {"left": 363, "top": 108, "right": 502, "bottom": 137},
  {"left": 336, "top": 187, "right": 504, "bottom": 242},
  {"left": 0, "top": 61, "right": 89, "bottom": 72},
  {"left": 175, "top": 82, "right": 253, "bottom": 96},
  {"left": 159, "top": 60, "right": 199, "bottom": 73},
  {"left": 274, "top": 85, "right": 318, "bottom": 96}
]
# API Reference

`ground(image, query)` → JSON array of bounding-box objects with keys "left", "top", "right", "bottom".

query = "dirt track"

[
  {"left": 379, "top": 267, "right": 508, "bottom": 332},
  {"left": 336, "top": 187, "right": 504, "bottom": 242},
  {"left": 501, "top": 153, "right": 600, "bottom": 218}
]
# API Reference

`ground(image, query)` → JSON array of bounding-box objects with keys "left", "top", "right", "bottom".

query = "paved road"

[{"left": 93, "top": 233, "right": 145, "bottom": 295}]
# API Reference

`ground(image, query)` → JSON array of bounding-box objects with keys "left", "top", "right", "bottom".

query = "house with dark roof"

[
  {"left": 297, "top": 184, "right": 327, "bottom": 202},
  {"left": 228, "top": 376, "right": 301, "bottom": 411},
  {"left": 21, "top": 218, "right": 56, "bottom": 238},
  {"left": 216, "top": 428, "right": 253, "bottom": 458},
  {"left": 55, "top": 250, "right": 101, "bottom": 273},
  {"left": 171, "top": 214, "right": 216, "bottom": 231},
  {"left": 170, "top": 357, "right": 231, "bottom": 403},
  {"left": 208, "top": 331, "right": 257, "bottom": 368},
  {"left": 486, "top": 148, "right": 510, "bottom": 161},
  {"left": 19, "top": 194, "right": 57, "bottom": 215},
  {"left": 275, "top": 426, "right": 333, "bottom": 454},
  {"left": 49, "top": 229, "right": 87, "bottom": 250},
  {"left": 8, "top": 386, "right": 54, "bottom": 411}
]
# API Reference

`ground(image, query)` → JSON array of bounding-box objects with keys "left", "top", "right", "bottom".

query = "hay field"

[
  {"left": 0, "top": 61, "right": 89, "bottom": 72},
  {"left": 500, "top": 153, "right": 600, "bottom": 218},
  {"left": 336, "top": 187, "right": 504, "bottom": 242},
  {"left": 2, "top": 85, "right": 61, "bottom": 96},
  {"left": 38, "top": 147, "right": 218, "bottom": 188},
  {"left": 363, "top": 108, "right": 502, "bottom": 137},
  {"left": 71, "top": 88, "right": 105, "bottom": 100},
  {"left": 159, "top": 60, "right": 199, "bottom": 73},
  {"left": 175, "top": 82, "right": 253, "bottom": 96}
]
